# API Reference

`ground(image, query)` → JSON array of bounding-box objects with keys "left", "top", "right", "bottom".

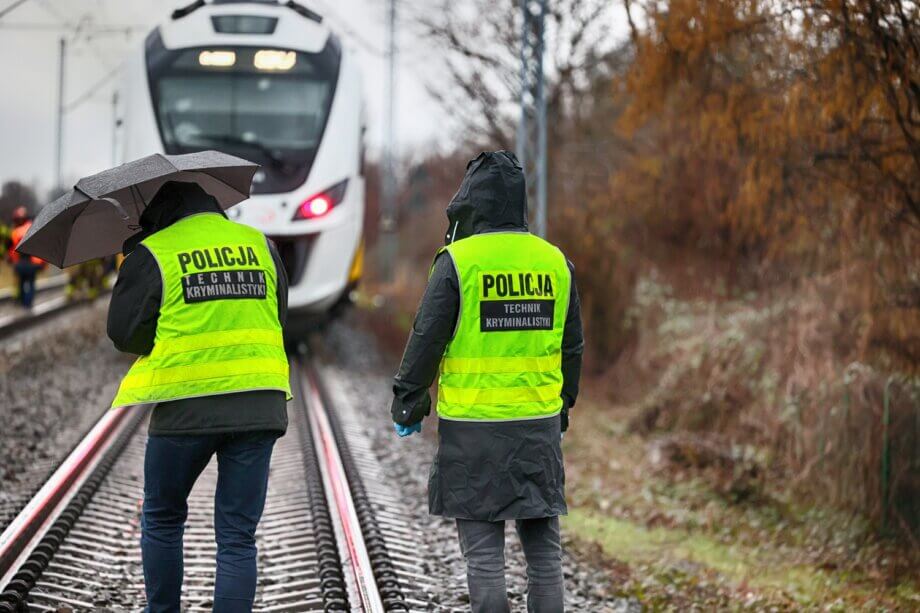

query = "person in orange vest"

[{"left": 7, "top": 206, "right": 45, "bottom": 308}]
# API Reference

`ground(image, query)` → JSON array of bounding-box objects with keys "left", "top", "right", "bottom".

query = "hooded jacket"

[
  {"left": 391, "top": 151, "right": 584, "bottom": 520},
  {"left": 107, "top": 181, "right": 289, "bottom": 435}
]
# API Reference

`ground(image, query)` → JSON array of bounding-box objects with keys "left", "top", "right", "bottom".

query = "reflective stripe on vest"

[
  {"left": 436, "top": 232, "right": 570, "bottom": 422},
  {"left": 111, "top": 213, "right": 291, "bottom": 408}
]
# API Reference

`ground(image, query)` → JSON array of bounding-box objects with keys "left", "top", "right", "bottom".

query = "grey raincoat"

[{"left": 391, "top": 151, "right": 584, "bottom": 521}]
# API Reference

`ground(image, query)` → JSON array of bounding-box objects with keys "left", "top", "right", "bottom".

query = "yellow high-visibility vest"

[
  {"left": 437, "top": 232, "right": 570, "bottom": 421},
  {"left": 111, "top": 213, "right": 290, "bottom": 408}
]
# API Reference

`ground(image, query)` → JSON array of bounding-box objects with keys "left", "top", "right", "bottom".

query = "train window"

[
  {"left": 147, "top": 36, "right": 340, "bottom": 193},
  {"left": 157, "top": 74, "right": 329, "bottom": 148},
  {"left": 211, "top": 15, "right": 278, "bottom": 35},
  {"left": 149, "top": 45, "right": 339, "bottom": 193}
]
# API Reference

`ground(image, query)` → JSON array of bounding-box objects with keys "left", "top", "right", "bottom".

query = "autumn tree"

[
  {"left": 615, "top": 0, "right": 919, "bottom": 537},
  {"left": 411, "top": 0, "right": 620, "bottom": 147},
  {"left": 0, "top": 181, "right": 39, "bottom": 224},
  {"left": 617, "top": 0, "right": 919, "bottom": 368}
]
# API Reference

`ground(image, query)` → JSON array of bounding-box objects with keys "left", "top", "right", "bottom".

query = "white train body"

[{"left": 118, "top": 0, "right": 365, "bottom": 316}]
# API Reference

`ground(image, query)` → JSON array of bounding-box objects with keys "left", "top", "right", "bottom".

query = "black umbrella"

[{"left": 16, "top": 151, "right": 259, "bottom": 267}]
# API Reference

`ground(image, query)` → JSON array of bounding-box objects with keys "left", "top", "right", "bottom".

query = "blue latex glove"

[{"left": 394, "top": 422, "right": 422, "bottom": 437}]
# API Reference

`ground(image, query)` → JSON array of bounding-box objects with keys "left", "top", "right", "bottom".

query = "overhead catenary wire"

[
  {"left": 310, "top": 0, "right": 386, "bottom": 57},
  {"left": 0, "top": 22, "right": 144, "bottom": 33},
  {"left": 60, "top": 12, "right": 119, "bottom": 71},
  {"left": 63, "top": 64, "right": 121, "bottom": 112},
  {"left": 33, "top": 0, "right": 132, "bottom": 71},
  {"left": 0, "top": 0, "right": 31, "bottom": 20},
  {"left": 35, "top": 0, "right": 70, "bottom": 29},
  {"left": 311, "top": 0, "right": 429, "bottom": 75},
  {"left": 21, "top": 0, "right": 146, "bottom": 184}
]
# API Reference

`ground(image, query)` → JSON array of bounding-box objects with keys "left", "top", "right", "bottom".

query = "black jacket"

[
  {"left": 391, "top": 151, "right": 584, "bottom": 520},
  {"left": 107, "top": 181, "right": 289, "bottom": 435}
]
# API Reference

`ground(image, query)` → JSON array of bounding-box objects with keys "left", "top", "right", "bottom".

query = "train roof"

[{"left": 156, "top": 1, "right": 332, "bottom": 54}]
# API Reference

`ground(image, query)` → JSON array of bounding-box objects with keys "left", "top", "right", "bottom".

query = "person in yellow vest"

[
  {"left": 391, "top": 152, "right": 584, "bottom": 612},
  {"left": 107, "top": 181, "right": 290, "bottom": 613},
  {"left": 65, "top": 258, "right": 105, "bottom": 301}
]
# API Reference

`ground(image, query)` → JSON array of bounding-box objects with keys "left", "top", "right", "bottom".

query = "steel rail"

[
  {"left": 0, "top": 358, "right": 407, "bottom": 611},
  {"left": 0, "top": 406, "right": 144, "bottom": 599},
  {"left": 300, "top": 362, "right": 387, "bottom": 613},
  {"left": 306, "top": 362, "right": 410, "bottom": 611},
  {"left": 0, "top": 413, "right": 104, "bottom": 536}
]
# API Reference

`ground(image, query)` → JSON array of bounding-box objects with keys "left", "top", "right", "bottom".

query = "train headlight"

[
  {"left": 254, "top": 49, "right": 297, "bottom": 71},
  {"left": 293, "top": 180, "right": 349, "bottom": 221},
  {"left": 198, "top": 50, "right": 236, "bottom": 67}
]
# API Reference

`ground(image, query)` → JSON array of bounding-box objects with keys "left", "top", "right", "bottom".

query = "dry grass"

[
  {"left": 621, "top": 272, "right": 920, "bottom": 543},
  {"left": 563, "top": 398, "right": 920, "bottom": 610},
  {"left": 354, "top": 259, "right": 920, "bottom": 607}
]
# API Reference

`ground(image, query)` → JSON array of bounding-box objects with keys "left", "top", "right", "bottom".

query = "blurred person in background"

[
  {"left": 0, "top": 218, "right": 9, "bottom": 294},
  {"left": 6, "top": 206, "right": 45, "bottom": 308},
  {"left": 0, "top": 220, "right": 10, "bottom": 261},
  {"left": 107, "top": 181, "right": 290, "bottom": 613},
  {"left": 391, "top": 151, "right": 584, "bottom": 613},
  {"left": 102, "top": 253, "right": 122, "bottom": 277},
  {"left": 66, "top": 258, "right": 105, "bottom": 301}
]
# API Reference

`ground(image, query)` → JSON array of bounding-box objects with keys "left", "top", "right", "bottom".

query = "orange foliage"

[{"left": 614, "top": 0, "right": 919, "bottom": 370}]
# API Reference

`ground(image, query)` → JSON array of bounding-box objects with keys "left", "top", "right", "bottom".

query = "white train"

[{"left": 117, "top": 0, "right": 365, "bottom": 326}]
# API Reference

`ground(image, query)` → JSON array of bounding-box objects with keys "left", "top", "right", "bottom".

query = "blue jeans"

[
  {"left": 14, "top": 261, "right": 38, "bottom": 308},
  {"left": 456, "top": 516, "right": 564, "bottom": 613},
  {"left": 141, "top": 431, "right": 279, "bottom": 613}
]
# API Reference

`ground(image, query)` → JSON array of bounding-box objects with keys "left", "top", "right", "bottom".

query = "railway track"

[
  {"left": 0, "top": 277, "right": 111, "bottom": 341},
  {"left": 0, "top": 296, "right": 76, "bottom": 341},
  {"left": 0, "top": 357, "right": 430, "bottom": 612},
  {"left": 0, "top": 276, "right": 67, "bottom": 307}
]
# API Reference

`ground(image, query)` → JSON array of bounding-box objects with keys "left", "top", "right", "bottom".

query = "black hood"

[
  {"left": 445, "top": 151, "right": 528, "bottom": 244},
  {"left": 123, "top": 181, "right": 225, "bottom": 254}
]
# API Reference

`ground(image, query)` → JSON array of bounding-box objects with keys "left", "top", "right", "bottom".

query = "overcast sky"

[{"left": 0, "top": 0, "right": 448, "bottom": 195}]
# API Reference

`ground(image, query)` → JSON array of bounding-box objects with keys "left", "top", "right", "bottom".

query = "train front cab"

[{"left": 118, "top": 1, "right": 366, "bottom": 334}]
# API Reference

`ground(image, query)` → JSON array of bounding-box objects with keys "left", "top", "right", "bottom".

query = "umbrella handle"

[{"left": 98, "top": 197, "right": 131, "bottom": 221}]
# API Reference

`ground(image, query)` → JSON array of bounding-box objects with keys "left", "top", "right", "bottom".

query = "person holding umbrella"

[
  {"left": 17, "top": 152, "right": 291, "bottom": 613},
  {"left": 391, "top": 151, "right": 584, "bottom": 612}
]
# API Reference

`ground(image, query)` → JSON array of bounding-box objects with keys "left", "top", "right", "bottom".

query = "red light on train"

[{"left": 292, "top": 180, "right": 348, "bottom": 221}]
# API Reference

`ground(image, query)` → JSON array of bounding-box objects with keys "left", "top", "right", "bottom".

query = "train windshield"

[{"left": 148, "top": 45, "right": 339, "bottom": 193}]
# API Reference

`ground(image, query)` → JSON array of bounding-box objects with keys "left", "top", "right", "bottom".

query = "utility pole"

[
  {"left": 54, "top": 36, "right": 66, "bottom": 190},
  {"left": 379, "top": 0, "right": 398, "bottom": 281},
  {"left": 111, "top": 90, "right": 119, "bottom": 166},
  {"left": 516, "top": 0, "right": 547, "bottom": 237}
]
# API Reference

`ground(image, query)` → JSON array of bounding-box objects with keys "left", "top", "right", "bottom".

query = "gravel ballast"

[
  {"left": 1, "top": 304, "right": 632, "bottom": 611},
  {"left": 0, "top": 300, "right": 132, "bottom": 529},
  {"left": 315, "top": 319, "right": 633, "bottom": 612}
]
